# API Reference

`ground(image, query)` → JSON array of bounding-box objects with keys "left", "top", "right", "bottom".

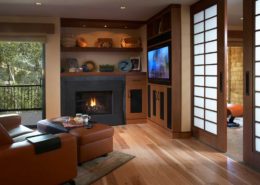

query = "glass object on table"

[
  {"left": 82, "top": 114, "right": 91, "bottom": 125},
  {"left": 75, "top": 113, "right": 83, "bottom": 124},
  {"left": 62, "top": 116, "right": 70, "bottom": 123}
]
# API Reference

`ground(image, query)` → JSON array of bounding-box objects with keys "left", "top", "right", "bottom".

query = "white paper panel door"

[
  {"left": 255, "top": 0, "right": 260, "bottom": 152},
  {"left": 193, "top": 4, "right": 218, "bottom": 135}
]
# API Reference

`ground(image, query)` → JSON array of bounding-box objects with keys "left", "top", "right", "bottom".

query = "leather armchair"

[{"left": 0, "top": 114, "right": 78, "bottom": 185}]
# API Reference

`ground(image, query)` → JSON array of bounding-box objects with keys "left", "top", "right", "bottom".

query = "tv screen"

[{"left": 148, "top": 45, "right": 170, "bottom": 84}]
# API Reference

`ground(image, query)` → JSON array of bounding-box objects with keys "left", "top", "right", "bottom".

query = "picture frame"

[{"left": 130, "top": 57, "right": 141, "bottom": 71}]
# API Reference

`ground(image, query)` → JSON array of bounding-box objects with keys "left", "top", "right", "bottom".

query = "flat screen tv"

[{"left": 148, "top": 43, "right": 171, "bottom": 85}]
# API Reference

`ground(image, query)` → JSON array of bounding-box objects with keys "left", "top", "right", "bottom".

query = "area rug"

[{"left": 75, "top": 151, "right": 135, "bottom": 185}]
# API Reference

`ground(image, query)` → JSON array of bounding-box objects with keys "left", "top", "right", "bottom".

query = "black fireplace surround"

[{"left": 61, "top": 76, "right": 125, "bottom": 125}]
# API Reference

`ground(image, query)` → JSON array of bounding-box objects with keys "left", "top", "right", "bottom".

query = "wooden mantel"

[{"left": 61, "top": 72, "right": 146, "bottom": 77}]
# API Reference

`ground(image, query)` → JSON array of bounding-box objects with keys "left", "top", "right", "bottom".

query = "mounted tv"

[{"left": 148, "top": 43, "right": 171, "bottom": 85}]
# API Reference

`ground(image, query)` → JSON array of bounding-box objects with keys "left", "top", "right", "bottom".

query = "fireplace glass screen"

[{"left": 76, "top": 91, "right": 112, "bottom": 115}]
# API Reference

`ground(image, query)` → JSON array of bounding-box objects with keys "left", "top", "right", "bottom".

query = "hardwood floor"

[{"left": 92, "top": 122, "right": 260, "bottom": 185}]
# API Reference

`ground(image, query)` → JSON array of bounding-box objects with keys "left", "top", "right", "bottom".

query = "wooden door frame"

[
  {"left": 243, "top": 0, "right": 260, "bottom": 168},
  {"left": 190, "top": 0, "right": 227, "bottom": 152},
  {"left": 42, "top": 44, "right": 46, "bottom": 119}
]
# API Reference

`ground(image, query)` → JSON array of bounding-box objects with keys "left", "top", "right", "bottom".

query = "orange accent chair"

[
  {"left": 227, "top": 104, "right": 243, "bottom": 127},
  {"left": 0, "top": 114, "right": 78, "bottom": 185}
]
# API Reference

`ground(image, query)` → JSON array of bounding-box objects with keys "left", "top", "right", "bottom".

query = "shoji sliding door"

[
  {"left": 191, "top": 0, "right": 227, "bottom": 152},
  {"left": 244, "top": 0, "right": 260, "bottom": 168}
]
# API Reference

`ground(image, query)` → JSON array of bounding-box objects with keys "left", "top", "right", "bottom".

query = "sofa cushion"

[
  {"left": 69, "top": 124, "right": 114, "bottom": 145},
  {"left": 13, "top": 130, "right": 42, "bottom": 143},
  {"left": 0, "top": 114, "right": 21, "bottom": 131},
  {"left": 0, "top": 123, "right": 13, "bottom": 146},
  {"left": 0, "top": 133, "right": 78, "bottom": 185},
  {"left": 8, "top": 125, "right": 33, "bottom": 138}
]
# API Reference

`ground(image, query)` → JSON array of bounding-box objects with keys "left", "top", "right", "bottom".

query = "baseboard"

[
  {"left": 126, "top": 119, "right": 147, "bottom": 124},
  {"left": 147, "top": 119, "right": 172, "bottom": 137},
  {"left": 172, "top": 132, "right": 192, "bottom": 139},
  {"left": 147, "top": 118, "right": 192, "bottom": 139}
]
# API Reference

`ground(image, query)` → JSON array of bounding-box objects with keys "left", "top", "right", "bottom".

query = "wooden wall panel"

[
  {"left": 171, "top": 5, "right": 182, "bottom": 134},
  {"left": 0, "top": 22, "right": 54, "bottom": 34},
  {"left": 228, "top": 47, "right": 243, "bottom": 104}
]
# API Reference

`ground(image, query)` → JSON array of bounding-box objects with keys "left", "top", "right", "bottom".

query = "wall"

[
  {"left": 139, "top": 25, "right": 148, "bottom": 72},
  {"left": 61, "top": 26, "right": 147, "bottom": 71},
  {"left": 45, "top": 18, "right": 61, "bottom": 118},
  {"left": 228, "top": 47, "right": 243, "bottom": 105},
  {"left": 181, "top": 6, "right": 191, "bottom": 132},
  {"left": 0, "top": 16, "right": 61, "bottom": 119},
  {"left": 228, "top": 25, "right": 243, "bottom": 30}
]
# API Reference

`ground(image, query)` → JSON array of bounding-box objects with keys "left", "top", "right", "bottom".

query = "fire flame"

[{"left": 90, "top": 98, "right": 96, "bottom": 107}]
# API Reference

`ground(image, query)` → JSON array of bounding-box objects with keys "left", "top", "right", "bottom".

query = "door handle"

[
  {"left": 219, "top": 72, "right": 223, "bottom": 93},
  {"left": 246, "top": 71, "right": 250, "bottom": 96}
]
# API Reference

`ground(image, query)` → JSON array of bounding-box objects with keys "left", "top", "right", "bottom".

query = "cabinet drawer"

[{"left": 126, "top": 75, "right": 146, "bottom": 85}]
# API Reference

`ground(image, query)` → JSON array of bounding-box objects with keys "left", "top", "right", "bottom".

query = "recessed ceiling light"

[
  {"left": 240, "top": 17, "right": 244, "bottom": 20},
  {"left": 120, "top": 6, "right": 126, "bottom": 10},
  {"left": 35, "top": 2, "right": 42, "bottom": 6},
  {"left": 104, "top": 25, "right": 108, "bottom": 28}
]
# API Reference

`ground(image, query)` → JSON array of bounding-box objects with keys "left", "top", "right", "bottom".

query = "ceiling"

[
  {"left": 227, "top": 0, "right": 243, "bottom": 27},
  {"left": 0, "top": 0, "right": 243, "bottom": 27}
]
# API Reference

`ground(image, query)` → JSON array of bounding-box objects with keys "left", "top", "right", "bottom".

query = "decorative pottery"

[
  {"left": 97, "top": 38, "right": 113, "bottom": 48},
  {"left": 81, "top": 64, "right": 89, "bottom": 72},
  {"left": 77, "top": 37, "right": 88, "bottom": 47},
  {"left": 61, "top": 34, "right": 76, "bottom": 47},
  {"left": 66, "top": 58, "right": 79, "bottom": 72},
  {"left": 121, "top": 37, "right": 141, "bottom": 48},
  {"left": 84, "top": 61, "right": 96, "bottom": 72},
  {"left": 118, "top": 60, "right": 132, "bottom": 72},
  {"left": 99, "top": 65, "right": 115, "bottom": 72}
]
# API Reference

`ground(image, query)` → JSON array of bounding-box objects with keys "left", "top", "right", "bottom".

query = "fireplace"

[
  {"left": 61, "top": 76, "right": 125, "bottom": 125},
  {"left": 76, "top": 91, "right": 112, "bottom": 115}
]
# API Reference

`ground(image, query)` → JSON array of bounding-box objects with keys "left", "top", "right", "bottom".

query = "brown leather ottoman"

[{"left": 69, "top": 124, "right": 114, "bottom": 163}]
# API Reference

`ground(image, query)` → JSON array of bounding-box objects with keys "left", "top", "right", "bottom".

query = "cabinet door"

[
  {"left": 149, "top": 84, "right": 167, "bottom": 127},
  {"left": 150, "top": 85, "right": 158, "bottom": 122},
  {"left": 157, "top": 85, "right": 168, "bottom": 127},
  {"left": 126, "top": 84, "right": 147, "bottom": 120}
]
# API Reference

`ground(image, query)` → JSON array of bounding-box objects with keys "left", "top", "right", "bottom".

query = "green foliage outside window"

[
  {"left": 0, "top": 41, "right": 43, "bottom": 85},
  {"left": 0, "top": 42, "right": 43, "bottom": 110}
]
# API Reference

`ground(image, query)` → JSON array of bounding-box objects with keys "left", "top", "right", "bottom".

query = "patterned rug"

[{"left": 75, "top": 151, "right": 135, "bottom": 185}]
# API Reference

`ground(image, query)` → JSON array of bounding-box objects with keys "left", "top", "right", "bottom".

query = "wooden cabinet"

[
  {"left": 147, "top": 10, "right": 171, "bottom": 40},
  {"left": 147, "top": 7, "right": 172, "bottom": 49},
  {"left": 146, "top": 5, "right": 181, "bottom": 135},
  {"left": 148, "top": 84, "right": 172, "bottom": 130},
  {"left": 125, "top": 75, "right": 147, "bottom": 124}
]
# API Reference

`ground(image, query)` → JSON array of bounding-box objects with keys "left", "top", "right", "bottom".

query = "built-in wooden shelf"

[
  {"left": 61, "top": 72, "right": 146, "bottom": 77},
  {"left": 147, "top": 29, "right": 171, "bottom": 41},
  {"left": 61, "top": 47, "right": 143, "bottom": 52},
  {"left": 61, "top": 18, "right": 145, "bottom": 29}
]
